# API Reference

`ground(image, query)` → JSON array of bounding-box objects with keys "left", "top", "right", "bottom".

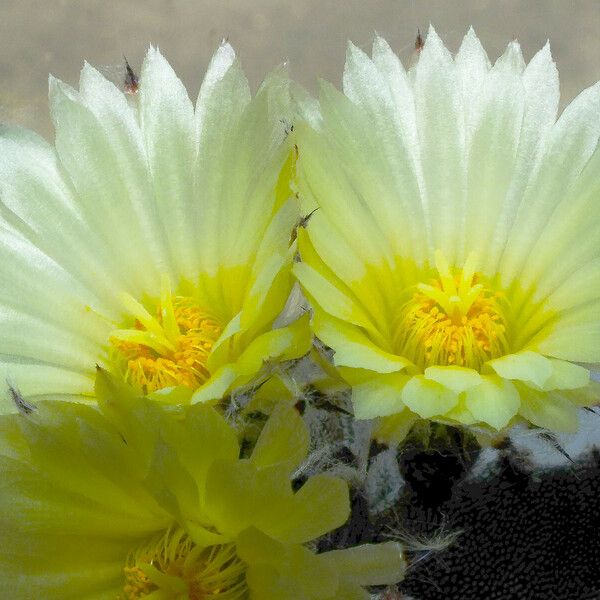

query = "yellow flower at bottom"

[
  {"left": 0, "top": 372, "right": 405, "bottom": 599},
  {"left": 294, "top": 27, "right": 600, "bottom": 438}
]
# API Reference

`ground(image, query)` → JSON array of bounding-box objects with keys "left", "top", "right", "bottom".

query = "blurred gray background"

[{"left": 1, "top": 0, "right": 599, "bottom": 138}]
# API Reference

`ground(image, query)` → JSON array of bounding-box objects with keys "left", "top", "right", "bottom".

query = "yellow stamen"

[
  {"left": 121, "top": 528, "right": 247, "bottom": 600},
  {"left": 394, "top": 253, "right": 509, "bottom": 370},
  {"left": 110, "top": 281, "right": 222, "bottom": 394}
]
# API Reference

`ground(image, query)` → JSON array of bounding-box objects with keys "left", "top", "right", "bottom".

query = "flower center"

[
  {"left": 121, "top": 528, "right": 247, "bottom": 600},
  {"left": 393, "top": 252, "right": 508, "bottom": 370},
  {"left": 110, "top": 276, "right": 222, "bottom": 394}
]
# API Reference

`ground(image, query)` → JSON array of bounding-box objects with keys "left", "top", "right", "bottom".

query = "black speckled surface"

[{"left": 397, "top": 449, "right": 600, "bottom": 600}]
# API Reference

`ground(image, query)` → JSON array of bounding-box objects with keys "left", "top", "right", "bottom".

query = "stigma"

[
  {"left": 394, "top": 252, "right": 508, "bottom": 370},
  {"left": 110, "top": 276, "right": 222, "bottom": 394}
]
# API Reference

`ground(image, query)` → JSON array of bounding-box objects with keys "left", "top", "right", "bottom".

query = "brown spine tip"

[
  {"left": 415, "top": 28, "right": 425, "bottom": 52},
  {"left": 124, "top": 56, "right": 139, "bottom": 95}
]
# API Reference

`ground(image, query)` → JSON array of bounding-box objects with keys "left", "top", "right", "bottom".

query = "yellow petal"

[
  {"left": 269, "top": 474, "right": 350, "bottom": 544},
  {"left": 443, "top": 396, "right": 478, "bottom": 425},
  {"left": 352, "top": 372, "right": 410, "bottom": 419},
  {"left": 251, "top": 403, "right": 309, "bottom": 475},
  {"left": 237, "top": 528, "right": 338, "bottom": 598},
  {"left": 401, "top": 375, "right": 458, "bottom": 418},
  {"left": 322, "top": 542, "right": 406, "bottom": 586},
  {"left": 191, "top": 365, "right": 237, "bottom": 404},
  {"left": 293, "top": 262, "right": 376, "bottom": 332},
  {"left": 203, "top": 460, "right": 291, "bottom": 538},
  {"left": 313, "top": 309, "right": 412, "bottom": 374},
  {"left": 487, "top": 351, "right": 553, "bottom": 387},
  {"left": 464, "top": 375, "right": 521, "bottom": 430},
  {"left": 537, "top": 323, "right": 600, "bottom": 362},
  {"left": 542, "top": 359, "right": 589, "bottom": 391},
  {"left": 517, "top": 384, "right": 579, "bottom": 432},
  {"left": 243, "top": 374, "right": 297, "bottom": 414},
  {"left": 245, "top": 563, "right": 309, "bottom": 600},
  {"left": 424, "top": 366, "right": 482, "bottom": 394},
  {"left": 158, "top": 403, "right": 239, "bottom": 502},
  {"left": 235, "top": 313, "right": 312, "bottom": 380},
  {"left": 373, "top": 410, "right": 420, "bottom": 446},
  {"left": 560, "top": 380, "right": 600, "bottom": 407},
  {"left": 326, "top": 582, "right": 370, "bottom": 600}
]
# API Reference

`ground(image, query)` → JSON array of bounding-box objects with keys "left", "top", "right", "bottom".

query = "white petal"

[
  {"left": 0, "top": 125, "right": 124, "bottom": 307},
  {"left": 0, "top": 307, "right": 99, "bottom": 368},
  {"left": 463, "top": 62, "right": 524, "bottom": 268},
  {"left": 371, "top": 35, "right": 420, "bottom": 157},
  {"left": 221, "top": 70, "right": 291, "bottom": 267},
  {"left": 50, "top": 72, "right": 168, "bottom": 296},
  {"left": 454, "top": 27, "right": 491, "bottom": 138},
  {"left": 485, "top": 41, "right": 559, "bottom": 273},
  {"left": 414, "top": 26, "right": 466, "bottom": 264},
  {"left": 139, "top": 47, "right": 198, "bottom": 281},
  {"left": 493, "top": 40, "right": 525, "bottom": 74},
  {"left": 297, "top": 228, "right": 393, "bottom": 337},
  {"left": 535, "top": 317, "right": 600, "bottom": 362},
  {"left": 518, "top": 387, "right": 579, "bottom": 432},
  {"left": 0, "top": 362, "right": 94, "bottom": 413},
  {"left": 500, "top": 81, "right": 600, "bottom": 287},
  {"left": 194, "top": 44, "right": 250, "bottom": 274},
  {"left": 342, "top": 39, "right": 428, "bottom": 263},
  {"left": 296, "top": 117, "right": 395, "bottom": 267},
  {"left": 542, "top": 258, "right": 600, "bottom": 312},
  {"left": 0, "top": 228, "right": 110, "bottom": 341}
]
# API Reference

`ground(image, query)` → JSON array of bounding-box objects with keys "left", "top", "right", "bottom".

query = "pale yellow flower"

[
  {"left": 294, "top": 27, "right": 600, "bottom": 437},
  {"left": 0, "top": 44, "right": 309, "bottom": 412}
]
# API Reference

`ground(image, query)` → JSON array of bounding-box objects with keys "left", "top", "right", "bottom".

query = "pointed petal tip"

[
  {"left": 212, "top": 40, "right": 237, "bottom": 70},
  {"left": 347, "top": 40, "right": 374, "bottom": 67},
  {"left": 527, "top": 39, "right": 556, "bottom": 72},
  {"left": 48, "top": 74, "right": 75, "bottom": 99},
  {"left": 79, "top": 60, "right": 96, "bottom": 86},
  {"left": 78, "top": 60, "right": 107, "bottom": 89},
  {"left": 218, "top": 39, "right": 235, "bottom": 57},
  {"left": 145, "top": 45, "right": 161, "bottom": 60},
  {"left": 372, "top": 32, "right": 392, "bottom": 54},
  {"left": 494, "top": 38, "right": 525, "bottom": 73},
  {"left": 541, "top": 38, "right": 553, "bottom": 58},
  {"left": 462, "top": 25, "right": 481, "bottom": 45},
  {"left": 425, "top": 24, "right": 447, "bottom": 47},
  {"left": 457, "top": 25, "right": 486, "bottom": 53},
  {"left": 418, "top": 24, "right": 452, "bottom": 65}
]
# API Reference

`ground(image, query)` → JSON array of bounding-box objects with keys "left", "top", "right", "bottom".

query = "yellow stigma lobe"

[
  {"left": 121, "top": 528, "right": 247, "bottom": 600},
  {"left": 394, "top": 252, "right": 508, "bottom": 370},
  {"left": 110, "top": 276, "right": 222, "bottom": 394}
]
